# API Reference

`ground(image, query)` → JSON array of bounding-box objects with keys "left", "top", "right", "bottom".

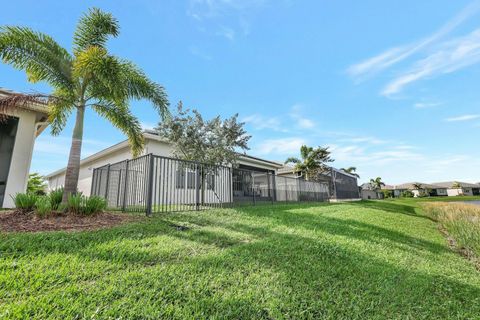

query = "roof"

[
  {"left": 46, "top": 131, "right": 283, "bottom": 178},
  {"left": 394, "top": 182, "right": 446, "bottom": 190},
  {"left": 277, "top": 165, "right": 359, "bottom": 179},
  {"left": 0, "top": 88, "right": 50, "bottom": 115},
  {"left": 431, "top": 181, "right": 480, "bottom": 188}
]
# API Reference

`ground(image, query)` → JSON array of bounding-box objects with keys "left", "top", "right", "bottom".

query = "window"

[
  {"left": 206, "top": 173, "right": 215, "bottom": 190},
  {"left": 187, "top": 171, "right": 195, "bottom": 189}
]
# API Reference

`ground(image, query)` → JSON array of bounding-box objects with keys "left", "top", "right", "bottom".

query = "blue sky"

[{"left": 2, "top": 0, "right": 480, "bottom": 184}]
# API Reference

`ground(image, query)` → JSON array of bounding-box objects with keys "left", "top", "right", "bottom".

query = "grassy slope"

[{"left": 1, "top": 201, "right": 480, "bottom": 319}]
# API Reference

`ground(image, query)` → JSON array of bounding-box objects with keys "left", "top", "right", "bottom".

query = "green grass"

[{"left": 1, "top": 200, "right": 480, "bottom": 319}]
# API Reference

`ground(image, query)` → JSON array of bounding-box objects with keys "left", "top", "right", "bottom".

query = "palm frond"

[
  {"left": 92, "top": 101, "right": 144, "bottom": 157},
  {"left": 118, "top": 61, "right": 170, "bottom": 119},
  {"left": 0, "top": 26, "right": 73, "bottom": 89},
  {"left": 285, "top": 157, "right": 301, "bottom": 165},
  {"left": 73, "top": 7, "right": 119, "bottom": 54}
]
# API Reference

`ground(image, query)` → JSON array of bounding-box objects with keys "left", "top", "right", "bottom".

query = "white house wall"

[{"left": 3, "top": 108, "right": 43, "bottom": 208}]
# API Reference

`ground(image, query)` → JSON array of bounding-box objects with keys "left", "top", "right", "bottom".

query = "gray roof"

[
  {"left": 431, "top": 181, "right": 480, "bottom": 188},
  {"left": 394, "top": 182, "right": 446, "bottom": 190}
]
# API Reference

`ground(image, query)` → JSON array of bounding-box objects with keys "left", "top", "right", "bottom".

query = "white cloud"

[
  {"left": 255, "top": 137, "right": 306, "bottom": 155},
  {"left": 382, "top": 28, "right": 480, "bottom": 96},
  {"left": 347, "top": 1, "right": 480, "bottom": 80},
  {"left": 242, "top": 114, "right": 285, "bottom": 132},
  {"left": 216, "top": 26, "right": 235, "bottom": 40},
  {"left": 445, "top": 114, "right": 480, "bottom": 122},
  {"left": 413, "top": 101, "right": 443, "bottom": 108},
  {"left": 289, "top": 104, "right": 316, "bottom": 129}
]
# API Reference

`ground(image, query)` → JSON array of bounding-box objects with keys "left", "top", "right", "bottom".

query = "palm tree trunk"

[{"left": 62, "top": 105, "right": 85, "bottom": 202}]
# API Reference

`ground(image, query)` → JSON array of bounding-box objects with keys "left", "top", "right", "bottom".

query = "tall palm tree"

[
  {"left": 369, "top": 177, "right": 385, "bottom": 190},
  {"left": 340, "top": 166, "right": 360, "bottom": 178},
  {"left": 0, "top": 8, "right": 169, "bottom": 202},
  {"left": 412, "top": 182, "right": 423, "bottom": 190},
  {"left": 285, "top": 145, "right": 333, "bottom": 180}
]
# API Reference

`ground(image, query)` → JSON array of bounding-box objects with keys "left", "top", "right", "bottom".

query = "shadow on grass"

[{"left": 1, "top": 203, "right": 480, "bottom": 318}]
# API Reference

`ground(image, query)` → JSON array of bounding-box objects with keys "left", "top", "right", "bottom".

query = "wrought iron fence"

[{"left": 91, "top": 154, "right": 351, "bottom": 215}]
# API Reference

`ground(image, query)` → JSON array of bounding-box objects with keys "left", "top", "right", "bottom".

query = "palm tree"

[
  {"left": 0, "top": 8, "right": 169, "bottom": 202},
  {"left": 452, "top": 181, "right": 461, "bottom": 189},
  {"left": 412, "top": 183, "right": 423, "bottom": 190},
  {"left": 369, "top": 177, "right": 385, "bottom": 190},
  {"left": 340, "top": 166, "right": 360, "bottom": 178},
  {"left": 285, "top": 145, "right": 333, "bottom": 180}
]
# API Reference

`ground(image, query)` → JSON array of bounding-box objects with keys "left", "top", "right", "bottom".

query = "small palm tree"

[
  {"left": 0, "top": 8, "right": 169, "bottom": 202},
  {"left": 369, "top": 177, "right": 385, "bottom": 190},
  {"left": 412, "top": 183, "right": 423, "bottom": 190},
  {"left": 285, "top": 145, "right": 333, "bottom": 180},
  {"left": 452, "top": 181, "right": 461, "bottom": 189},
  {"left": 340, "top": 166, "right": 360, "bottom": 178}
]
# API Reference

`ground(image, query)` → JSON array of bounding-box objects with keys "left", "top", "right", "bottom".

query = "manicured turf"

[{"left": 1, "top": 200, "right": 480, "bottom": 319}]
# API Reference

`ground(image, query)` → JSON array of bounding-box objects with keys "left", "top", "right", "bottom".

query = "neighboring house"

[
  {"left": 359, "top": 183, "right": 384, "bottom": 200},
  {"left": 393, "top": 182, "right": 448, "bottom": 197},
  {"left": 431, "top": 181, "right": 480, "bottom": 196},
  {"left": 46, "top": 131, "right": 283, "bottom": 196},
  {"left": 0, "top": 88, "right": 49, "bottom": 208}
]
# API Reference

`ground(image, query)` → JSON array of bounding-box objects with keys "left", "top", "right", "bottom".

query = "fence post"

[
  {"left": 195, "top": 163, "right": 200, "bottom": 211},
  {"left": 104, "top": 164, "right": 111, "bottom": 201},
  {"left": 122, "top": 160, "right": 130, "bottom": 212},
  {"left": 146, "top": 154, "right": 154, "bottom": 216},
  {"left": 90, "top": 168, "right": 96, "bottom": 196},
  {"left": 252, "top": 172, "right": 256, "bottom": 206}
]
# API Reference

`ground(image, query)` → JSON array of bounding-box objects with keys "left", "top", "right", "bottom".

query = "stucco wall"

[{"left": 3, "top": 109, "right": 41, "bottom": 208}]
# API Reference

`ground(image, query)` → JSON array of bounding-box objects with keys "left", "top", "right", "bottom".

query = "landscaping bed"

[{"left": 0, "top": 210, "right": 137, "bottom": 233}]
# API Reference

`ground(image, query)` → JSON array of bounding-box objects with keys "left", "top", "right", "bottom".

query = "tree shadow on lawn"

[
  {"left": 2, "top": 207, "right": 480, "bottom": 318},
  {"left": 345, "top": 200, "right": 426, "bottom": 218}
]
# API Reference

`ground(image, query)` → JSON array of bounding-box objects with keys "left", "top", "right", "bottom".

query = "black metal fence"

[{"left": 91, "top": 154, "right": 336, "bottom": 214}]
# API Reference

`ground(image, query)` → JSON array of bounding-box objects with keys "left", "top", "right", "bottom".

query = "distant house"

[
  {"left": 431, "top": 181, "right": 480, "bottom": 196},
  {"left": 393, "top": 182, "right": 448, "bottom": 197},
  {"left": 0, "top": 88, "right": 49, "bottom": 208},
  {"left": 359, "top": 183, "right": 383, "bottom": 199}
]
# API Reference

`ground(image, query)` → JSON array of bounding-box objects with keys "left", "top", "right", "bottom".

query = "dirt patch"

[
  {"left": 0, "top": 210, "right": 141, "bottom": 233},
  {"left": 438, "top": 225, "right": 480, "bottom": 271}
]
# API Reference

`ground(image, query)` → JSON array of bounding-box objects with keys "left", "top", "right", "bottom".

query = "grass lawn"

[{"left": 1, "top": 200, "right": 480, "bottom": 319}]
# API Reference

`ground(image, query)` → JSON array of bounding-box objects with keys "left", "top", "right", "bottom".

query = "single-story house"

[
  {"left": 0, "top": 88, "right": 49, "bottom": 208},
  {"left": 393, "top": 182, "right": 448, "bottom": 197},
  {"left": 431, "top": 181, "right": 480, "bottom": 196},
  {"left": 359, "top": 183, "right": 384, "bottom": 199},
  {"left": 46, "top": 130, "right": 284, "bottom": 196}
]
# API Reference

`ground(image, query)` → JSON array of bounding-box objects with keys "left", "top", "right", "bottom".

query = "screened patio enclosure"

[{"left": 91, "top": 154, "right": 343, "bottom": 214}]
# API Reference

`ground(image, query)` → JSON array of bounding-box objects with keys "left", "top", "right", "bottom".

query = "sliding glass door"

[{"left": 0, "top": 117, "right": 19, "bottom": 207}]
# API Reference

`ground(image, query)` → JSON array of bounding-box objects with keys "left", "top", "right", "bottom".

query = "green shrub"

[
  {"left": 401, "top": 190, "right": 414, "bottom": 198},
  {"left": 35, "top": 196, "right": 52, "bottom": 218},
  {"left": 381, "top": 190, "right": 393, "bottom": 198},
  {"left": 49, "top": 187, "right": 63, "bottom": 210},
  {"left": 67, "top": 194, "right": 106, "bottom": 215},
  {"left": 84, "top": 196, "right": 107, "bottom": 215},
  {"left": 13, "top": 193, "right": 39, "bottom": 212}
]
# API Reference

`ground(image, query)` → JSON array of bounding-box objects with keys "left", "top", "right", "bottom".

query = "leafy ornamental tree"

[
  {"left": 285, "top": 145, "right": 334, "bottom": 181},
  {"left": 155, "top": 102, "right": 251, "bottom": 166},
  {"left": 0, "top": 8, "right": 169, "bottom": 202},
  {"left": 340, "top": 166, "right": 360, "bottom": 178},
  {"left": 27, "top": 173, "right": 47, "bottom": 195},
  {"left": 369, "top": 177, "right": 385, "bottom": 190},
  {"left": 412, "top": 183, "right": 423, "bottom": 190}
]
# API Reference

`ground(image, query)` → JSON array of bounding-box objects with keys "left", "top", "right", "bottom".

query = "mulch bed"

[{"left": 0, "top": 210, "right": 141, "bottom": 233}]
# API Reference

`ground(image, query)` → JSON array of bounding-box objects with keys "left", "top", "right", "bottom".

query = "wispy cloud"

[
  {"left": 348, "top": 1, "right": 480, "bottom": 80},
  {"left": 414, "top": 101, "right": 443, "bottom": 108},
  {"left": 216, "top": 26, "right": 235, "bottom": 40},
  {"left": 347, "top": 1, "right": 480, "bottom": 96},
  {"left": 445, "top": 114, "right": 480, "bottom": 122},
  {"left": 242, "top": 114, "right": 286, "bottom": 132},
  {"left": 382, "top": 28, "right": 480, "bottom": 97},
  {"left": 289, "top": 104, "right": 315, "bottom": 129},
  {"left": 255, "top": 137, "right": 306, "bottom": 155},
  {"left": 189, "top": 46, "right": 213, "bottom": 60}
]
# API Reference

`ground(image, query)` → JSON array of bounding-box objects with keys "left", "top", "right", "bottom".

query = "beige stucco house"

[
  {"left": 431, "top": 181, "right": 480, "bottom": 196},
  {"left": 393, "top": 182, "right": 448, "bottom": 197},
  {"left": 0, "top": 88, "right": 49, "bottom": 208},
  {"left": 46, "top": 131, "right": 284, "bottom": 196}
]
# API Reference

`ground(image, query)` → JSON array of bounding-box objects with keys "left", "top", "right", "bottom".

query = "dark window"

[
  {"left": 206, "top": 174, "right": 215, "bottom": 190},
  {"left": 187, "top": 171, "right": 195, "bottom": 189}
]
